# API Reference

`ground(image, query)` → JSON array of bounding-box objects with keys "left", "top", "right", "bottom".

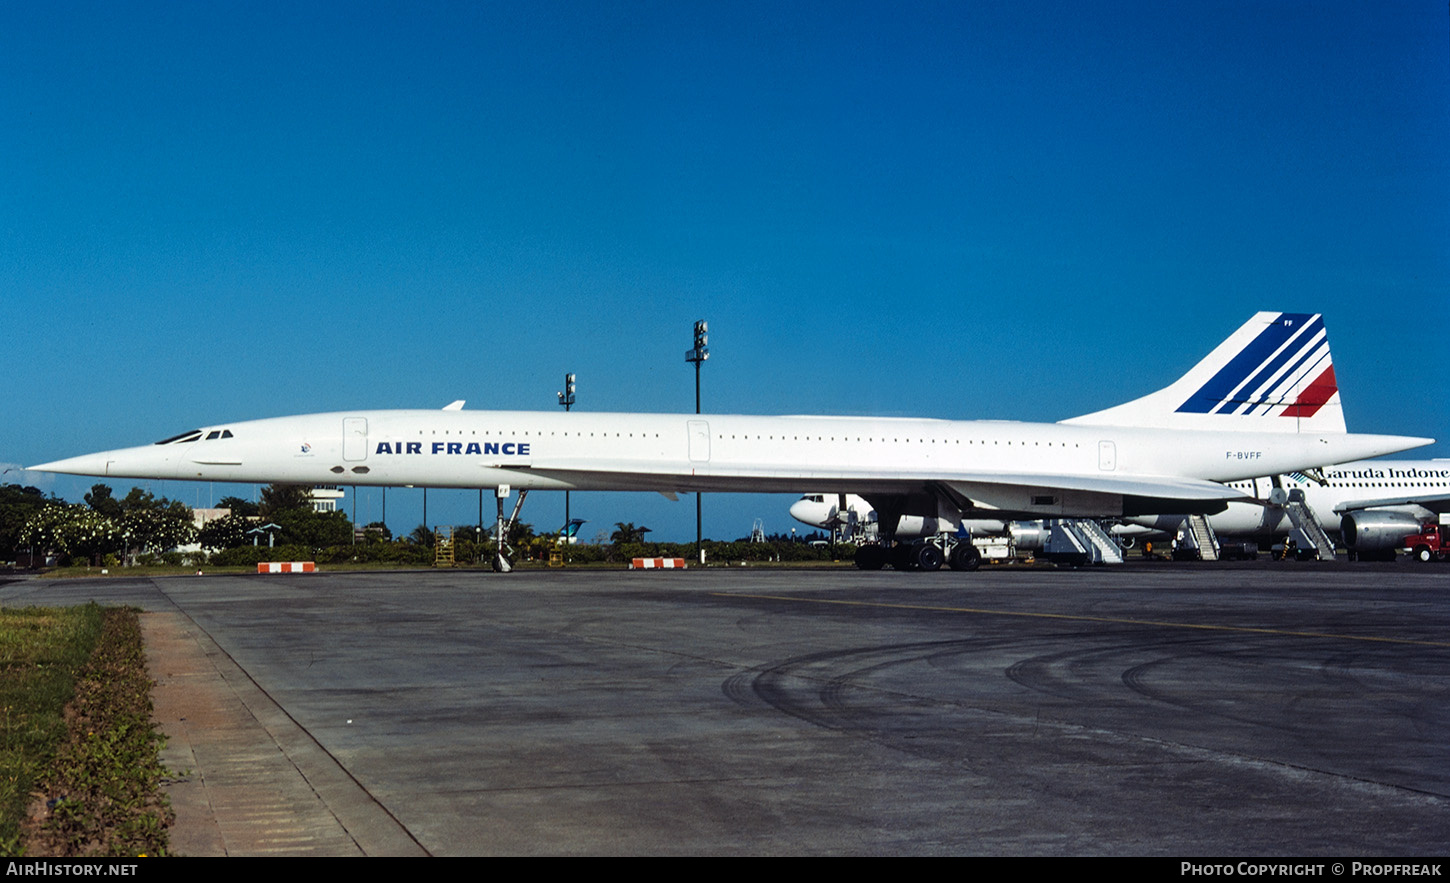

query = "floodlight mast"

[
  {"left": 556, "top": 373, "right": 575, "bottom": 412},
  {"left": 686, "top": 321, "right": 708, "bottom": 563},
  {"left": 557, "top": 373, "right": 576, "bottom": 536}
]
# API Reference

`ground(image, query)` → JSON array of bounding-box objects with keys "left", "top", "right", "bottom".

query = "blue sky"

[{"left": 3, "top": 1, "right": 1447, "bottom": 542}]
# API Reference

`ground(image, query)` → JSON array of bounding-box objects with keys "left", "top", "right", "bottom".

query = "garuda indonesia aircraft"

[
  {"left": 792, "top": 458, "right": 1450, "bottom": 564},
  {"left": 1126, "top": 460, "right": 1450, "bottom": 561},
  {"left": 30, "top": 312, "right": 1432, "bottom": 572}
]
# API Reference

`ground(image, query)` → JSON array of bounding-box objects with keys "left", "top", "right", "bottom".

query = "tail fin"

[{"left": 1061, "top": 312, "right": 1344, "bottom": 433}]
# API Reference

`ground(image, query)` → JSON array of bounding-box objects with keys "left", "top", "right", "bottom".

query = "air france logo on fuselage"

[{"left": 374, "top": 441, "right": 531, "bottom": 456}]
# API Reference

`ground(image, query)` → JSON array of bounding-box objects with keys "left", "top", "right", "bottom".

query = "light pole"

[
  {"left": 557, "top": 372, "right": 575, "bottom": 539},
  {"left": 685, "top": 321, "right": 708, "bottom": 563}
]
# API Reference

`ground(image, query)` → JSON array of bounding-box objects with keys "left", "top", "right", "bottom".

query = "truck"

[{"left": 1406, "top": 523, "right": 1450, "bottom": 563}]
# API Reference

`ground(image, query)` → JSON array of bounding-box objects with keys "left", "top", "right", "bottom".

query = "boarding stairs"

[
  {"left": 1183, "top": 513, "right": 1220, "bottom": 561},
  {"left": 847, "top": 509, "right": 875, "bottom": 544},
  {"left": 1284, "top": 490, "right": 1336, "bottom": 561},
  {"left": 1045, "top": 519, "right": 1124, "bottom": 565}
]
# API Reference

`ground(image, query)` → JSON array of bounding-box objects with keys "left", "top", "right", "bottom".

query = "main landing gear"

[{"left": 854, "top": 539, "right": 980, "bottom": 572}]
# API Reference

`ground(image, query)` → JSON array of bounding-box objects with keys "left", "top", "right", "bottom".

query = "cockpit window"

[{"left": 154, "top": 430, "right": 202, "bottom": 445}]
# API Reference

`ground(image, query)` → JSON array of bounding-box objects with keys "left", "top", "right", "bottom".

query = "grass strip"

[
  {"left": 32, "top": 607, "right": 172, "bottom": 856},
  {"left": 0, "top": 604, "right": 171, "bottom": 857},
  {"left": 0, "top": 604, "right": 103, "bottom": 854}
]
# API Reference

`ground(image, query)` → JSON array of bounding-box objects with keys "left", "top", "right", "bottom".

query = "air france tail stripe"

[
  {"left": 1235, "top": 318, "right": 1328, "bottom": 414},
  {"left": 1239, "top": 329, "right": 1329, "bottom": 415},
  {"left": 1281, "top": 365, "right": 1338, "bottom": 418},
  {"left": 1210, "top": 315, "right": 1324, "bottom": 415},
  {"left": 1229, "top": 321, "right": 1324, "bottom": 414},
  {"left": 1243, "top": 339, "right": 1331, "bottom": 415},
  {"left": 1177, "top": 312, "right": 1317, "bottom": 414}
]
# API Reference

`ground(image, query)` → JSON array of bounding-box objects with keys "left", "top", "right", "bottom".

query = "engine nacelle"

[
  {"left": 1008, "top": 521, "right": 1051, "bottom": 552},
  {"left": 1340, "top": 511, "right": 1423, "bottom": 552},
  {"left": 892, "top": 515, "right": 943, "bottom": 539}
]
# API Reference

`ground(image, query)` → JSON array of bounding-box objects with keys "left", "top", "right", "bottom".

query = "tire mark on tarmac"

[
  {"left": 717, "top": 592, "right": 1450, "bottom": 648},
  {"left": 714, "top": 594, "right": 1450, "bottom": 802}
]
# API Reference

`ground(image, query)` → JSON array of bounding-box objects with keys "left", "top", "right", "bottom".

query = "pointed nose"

[
  {"left": 28, "top": 452, "right": 119, "bottom": 476},
  {"left": 29, "top": 444, "right": 180, "bottom": 480}
]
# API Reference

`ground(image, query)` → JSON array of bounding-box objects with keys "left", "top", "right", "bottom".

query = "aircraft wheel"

[
  {"left": 949, "top": 544, "right": 981, "bottom": 571},
  {"left": 854, "top": 545, "right": 886, "bottom": 571},
  {"left": 915, "top": 544, "right": 944, "bottom": 572}
]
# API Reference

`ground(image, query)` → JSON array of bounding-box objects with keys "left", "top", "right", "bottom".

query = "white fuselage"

[{"left": 32, "top": 409, "right": 1429, "bottom": 520}]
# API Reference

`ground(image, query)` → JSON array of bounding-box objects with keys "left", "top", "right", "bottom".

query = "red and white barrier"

[
  {"left": 630, "top": 558, "right": 686, "bottom": 570},
  {"left": 257, "top": 561, "right": 316, "bottom": 574}
]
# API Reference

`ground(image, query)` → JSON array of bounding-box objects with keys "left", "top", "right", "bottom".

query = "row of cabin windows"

[
  {"left": 418, "top": 429, "right": 662, "bottom": 438},
  {"left": 718, "top": 435, "right": 1080, "bottom": 447},
  {"left": 1231, "top": 480, "right": 1449, "bottom": 490},
  {"left": 408, "top": 427, "right": 1083, "bottom": 447},
  {"left": 411, "top": 427, "right": 1083, "bottom": 447}
]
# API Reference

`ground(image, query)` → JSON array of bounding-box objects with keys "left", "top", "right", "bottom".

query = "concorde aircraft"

[{"left": 29, "top": 312, "right": 1432, "bottom": 572}]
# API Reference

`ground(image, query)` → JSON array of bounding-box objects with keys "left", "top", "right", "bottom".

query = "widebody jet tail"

[{"left": 1061, "top": 311, "right": 1343, "bottom": 433}]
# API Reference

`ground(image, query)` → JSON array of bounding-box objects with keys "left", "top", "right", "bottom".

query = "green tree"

[
  {"left": 0, "top": 484, "right": 52, "bottom": 561},
  {"left": 610, "top": 522, "right": 651, "bottom": 544},
  {"left": 19, "top": 504, "right": 121, "bottom": 565},
  {"left": 198, "top": 514, "right": 253, "bottom": 551},
  {"left": 274, "top": 508, "right": 352, "bottom": 547},
  {"left": 503, "top": 520, "right": 535, "bottom": 547},
  {"left": 83, "top": 484, "right": 122, "bottom": 519},
  {"left": 118, "top": 505, "right": 195, "bottom": 557},
  {"left": 117, "top": 487, "right": 161, "bottom": 513},
  {"left": 217, "top": 495, "right": 259, "bottom": 518},
  {"left": 56, "top": 508, "right": 122, "bottom": 564},
  {"left": 18, "top": 504, "right": 80, "bottom": 560},
  {"left": 259, "top": 484, "right": 312, "bottom": 517}
]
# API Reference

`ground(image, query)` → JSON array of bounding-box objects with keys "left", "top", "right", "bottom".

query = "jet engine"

[
  {"left": 1340, "top": 511, "right": 1422, "bottom": 553},
  {"left": 1007, "top": 521, "right": 1050, "bottom": 552},
  {"left": 893, "top": 516, "right": 945, "bottom": 539}
]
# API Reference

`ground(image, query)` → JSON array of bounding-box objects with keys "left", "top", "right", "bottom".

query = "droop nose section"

[{"left": 29, "top": 444, "right": 183, "bottom": 480}]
